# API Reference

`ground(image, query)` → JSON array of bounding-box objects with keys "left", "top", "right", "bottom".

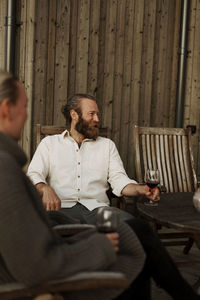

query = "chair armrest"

[
  {"left": 0, "top": 272, "right": 129, "bottom": 300},
  {"left": 53, "top": 224, "right": 96, "bottom": 236}
]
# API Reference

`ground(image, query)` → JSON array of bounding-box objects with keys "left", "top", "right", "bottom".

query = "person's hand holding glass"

[
  {"left": 96, "top": 207, "right": 119, "bottom": 252},
  {"left": 144, "top": 169, "right": 160, "bottom": 206}
]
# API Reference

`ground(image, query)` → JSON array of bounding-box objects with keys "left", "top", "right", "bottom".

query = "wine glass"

[
  {"left": 144, "top": 169, "right": 160, "bottom": 206},
  {"left": 96, "top": 207, "right": 119, "bottom": 233}
]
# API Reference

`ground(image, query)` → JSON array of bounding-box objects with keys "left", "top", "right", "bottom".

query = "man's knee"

[{"left": 126, "top": 217, "right": 155, "bottom": 236}]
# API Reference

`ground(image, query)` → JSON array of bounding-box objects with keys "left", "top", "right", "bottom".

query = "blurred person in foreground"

[{"left": 0, "top": 71, "right": 199, "bottom": 299}]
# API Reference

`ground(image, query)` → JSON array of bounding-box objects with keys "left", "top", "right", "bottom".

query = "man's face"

[
  {"left": 8, "top": 82, "right": 28, "bottom": 140},
  {"left": 75, "top": 98, "right": 99, "bottom": 139}
]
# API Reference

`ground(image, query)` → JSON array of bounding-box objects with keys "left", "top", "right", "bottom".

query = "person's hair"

[
  {"left": 0, "top": 70, "right": 19, "bottom": 105},
  {"left": 62, "top": 93, "right": 96, "bottom": 123}
]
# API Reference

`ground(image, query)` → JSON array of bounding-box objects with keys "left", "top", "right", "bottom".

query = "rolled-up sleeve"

[
  {"left": 27, "top": 138, "right": 50, "bottom": 185},
  {"left": 107, "top": 140, "right": 137, "bottom": 196}
]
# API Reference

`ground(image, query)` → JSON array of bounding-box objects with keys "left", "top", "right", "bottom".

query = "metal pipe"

[
  {"left": 175, "top": 0, "right": 190, "bottom": 128},
  {"left": 4, "top": 0, "right": 16, "bottom": 73}
]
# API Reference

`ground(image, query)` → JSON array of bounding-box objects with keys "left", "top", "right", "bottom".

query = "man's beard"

[{"left": 75, "top": 116, "right": 99, "bottom": 140}]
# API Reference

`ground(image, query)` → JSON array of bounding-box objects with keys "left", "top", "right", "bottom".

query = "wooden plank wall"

[
  {"left": 184, "top": 0, "right": 200, "bottom": 180},
  {"left": 2, "top": 0, "right": 199, "bottom": 180},
  {"left": 0, "top": 0, "right": 6, "bottom": 69}
]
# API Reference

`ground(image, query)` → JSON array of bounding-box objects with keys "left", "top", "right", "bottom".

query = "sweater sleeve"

[{"left": 0, "top": 152, "right": 116, "bottom": 286}]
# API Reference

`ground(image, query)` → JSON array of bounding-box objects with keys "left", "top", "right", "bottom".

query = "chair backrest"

[
  {"left": 36, "top": 124, "right": 110, "bottom": 148},
  {"left": 133, "top": 126, "right": 197, "bottom": 193}
]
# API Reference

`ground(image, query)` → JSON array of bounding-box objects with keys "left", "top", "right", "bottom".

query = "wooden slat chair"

[
  {"left": 0, "top": 270, "right": 128, "bottom": 300},
  {"left": 133, "top": 126, "right": 198, "bottom": 253},
  {"left": 35, "top": 124, "right": 126, "bottom": 210}
]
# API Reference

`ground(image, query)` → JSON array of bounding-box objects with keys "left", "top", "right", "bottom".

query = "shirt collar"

[{"left": 61, "top": 129, "right": 97, "bottom": 143}]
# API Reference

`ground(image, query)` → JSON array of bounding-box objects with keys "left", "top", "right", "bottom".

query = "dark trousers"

[
  {"left": 48, "top": 205, "right": 199, "bottom": 300},
  {"left": 121, "top": 218, "right": 199, "bottom": 300}
]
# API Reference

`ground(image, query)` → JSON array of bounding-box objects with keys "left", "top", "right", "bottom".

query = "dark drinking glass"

[{"left": 96, "top": 207, "right": 119, "bottom": 233}]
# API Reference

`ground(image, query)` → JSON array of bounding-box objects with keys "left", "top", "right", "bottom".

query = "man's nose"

[{"left": 94, "top": 114, "right": 99, "bottom": 122}]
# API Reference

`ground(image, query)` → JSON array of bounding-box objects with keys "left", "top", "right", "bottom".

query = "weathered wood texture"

[
  {"left": 134, "top": 126, "right": 197, "bottom": 193},
  {"left": 0, "top": 0, "right": 6, "bottom": 69},
  {"left": 6, "top": 0, "right": 199, "bottom": 179},
  {"left": 184, "top": 0, "right": 200, "bottom": 181}
]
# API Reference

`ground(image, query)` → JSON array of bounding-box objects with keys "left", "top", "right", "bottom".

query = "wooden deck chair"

[
  {"left": 133, "top": 126, "right": 198, "bottom": 253},
  {"left": 35, "top": 124, "right": 126, "bottom": 210},
  {"left": 0, "top": 271, "right": 128, "bottom": 300}
]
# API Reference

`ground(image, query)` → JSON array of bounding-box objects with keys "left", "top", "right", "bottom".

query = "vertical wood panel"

[
  {"left": 75, "top": 0, "right": 90, "bottom": 92},
  {"left": 101, "top": 0, "right": 117, "bottom": 129},
  {"left": 16, "top": 0, "right": 26, "bottom": 86},
  {"left": 53, "top": 0, "right": 70, "bottom": 124},
  {"left": 87, "top": 0, "right": 100, "bottom": 96},
  {"left": 21, "top": 0, "right": 36, "bottom": 160},
  {"left": 67, "top": 0, "right": 78, "bottom": 97},
  {"left": 169, "top": 0, "right": 182, "bottom": 127},
  {"left": 33, "top": 0, "right": 49, "bottom": 126},
  {"left": 119, "top": 0, "right": 135, "bottom": 168},
  {"left": 139, "top": 0, "right": 157, "bottom": 126},
  {"left": 96, "top": 0, "right": 107, "bottom": 119},
  {"left": 184, "top": 0, "right": 200, "bottom": 179},
  {"left": 112, "top": 0, "right": 126, "bottom": 147},
  {"left": 184, "top": 0, "right": 197, "bottom": 121},
  {"left": 128, "top": 0, "right": 145, "bottom": 176},
  {"left": 46, "top": 0, "right": 57, "bottom": 125},
  {"left": 0, "top": 0, "right": 6, "bottom": 69},
  {"left": 188, "top": 0, "right": 200, "bottom": 179},
  {"left": 17, "top": 0, "right": 27, "bottom": 149},
  {"left": 151, "top": 0, "right": 173, "bottom": 126}
]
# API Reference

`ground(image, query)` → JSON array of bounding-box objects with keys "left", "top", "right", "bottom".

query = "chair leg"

[{"left": 183, "top": 237, "right": 194, "bottom": 255}]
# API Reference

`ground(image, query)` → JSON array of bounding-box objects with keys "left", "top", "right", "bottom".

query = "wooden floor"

[{"left": 152, "top": 238, "right": 200, "bottom": 299}]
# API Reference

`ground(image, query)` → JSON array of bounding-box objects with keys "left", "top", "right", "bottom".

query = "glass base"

[{"left": 144, "top": 200, "right": 158, "bottom": 206}]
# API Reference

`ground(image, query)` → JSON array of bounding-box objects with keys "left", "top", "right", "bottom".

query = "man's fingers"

[
  {"left": 55, "top": 199, "right": 61, "bottom": 210},
  {"left": 46, "top": 202, "right": 50, "bottom": 211}
]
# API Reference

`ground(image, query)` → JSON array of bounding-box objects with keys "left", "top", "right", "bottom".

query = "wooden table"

[{"left": 137, "top": 192, "right": 200, "bottom": 289}]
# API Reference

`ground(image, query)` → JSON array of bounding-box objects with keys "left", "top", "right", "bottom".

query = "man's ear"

[
  {"left": 70, "top": 109, "right": 79, "bottom": 121},
  {"left": 0, "top": 98, "right": 11, "bottom": 119}
]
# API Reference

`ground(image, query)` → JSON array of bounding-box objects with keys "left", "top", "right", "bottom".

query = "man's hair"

[
  {"left": 62, "top": 93, "right": 96, "bottom": 123},
  {"left": 0, "top": 70, "right": 19, "bottom": 105}
]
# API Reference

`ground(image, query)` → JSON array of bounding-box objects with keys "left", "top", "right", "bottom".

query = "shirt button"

[
  {"left": 78, "top": 162, "right": 80, "bottom": 165},
  {"left": 78, "top": 175, "right": 80, "bottom": 178},
  {"left": 78, "top": 188, "right": 80, "bottom": 191},
  {"left": 76, "top": 149, "right": 79, "bottom": 152},
  {"left": 78, "top": 198, "right": 80, "bottom": 201}
]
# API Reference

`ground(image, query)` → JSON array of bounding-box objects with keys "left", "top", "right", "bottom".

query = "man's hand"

[
  {"left": 105, "top": 232, "right": 119, "bottom": 252},
  {"left": 122, "top": 183, "right": 160, "bottom": 202},
  {"left": 141, "top": 185, "right": 160, "bottom": 202},
  {"left": 36, "top": 183, "right": 61, "bottom": 210}
]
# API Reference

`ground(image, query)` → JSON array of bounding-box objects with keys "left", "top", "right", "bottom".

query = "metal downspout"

[
  {"left": 175, "top": 0, "right": 190, "bottom": 128},
  {"left": 4, "top": 0, "right": 16, "bottom": 73}
]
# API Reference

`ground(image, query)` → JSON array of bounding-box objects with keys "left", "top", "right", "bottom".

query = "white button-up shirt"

[{"left": 27, "top": 130, "right": 137, "bottom": 210}]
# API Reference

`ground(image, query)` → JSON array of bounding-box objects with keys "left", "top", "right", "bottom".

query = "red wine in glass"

[
  {"left": 97, "top": 225, "right": 116, "bottom": 233},
  {"left": 96, "top": 207, "right": 119, "bottom": 233},
  {"left": 146, "top": 181, "right": 159, "bottom": 189},
  {"left": 144, "top": 169, "right": 160, "bottom": 206}
]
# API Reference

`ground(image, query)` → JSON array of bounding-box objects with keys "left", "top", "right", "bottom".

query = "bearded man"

[{"left": 28, "top": 94, "right": 158, "bottom": 223}]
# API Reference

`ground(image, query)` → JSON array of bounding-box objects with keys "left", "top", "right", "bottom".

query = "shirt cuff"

[
  {"left": 28, "top": 174, "right": 47, "bottom": 186},
  {"left": 112, "top": 178, "right": 138, "bottom": 197}
]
